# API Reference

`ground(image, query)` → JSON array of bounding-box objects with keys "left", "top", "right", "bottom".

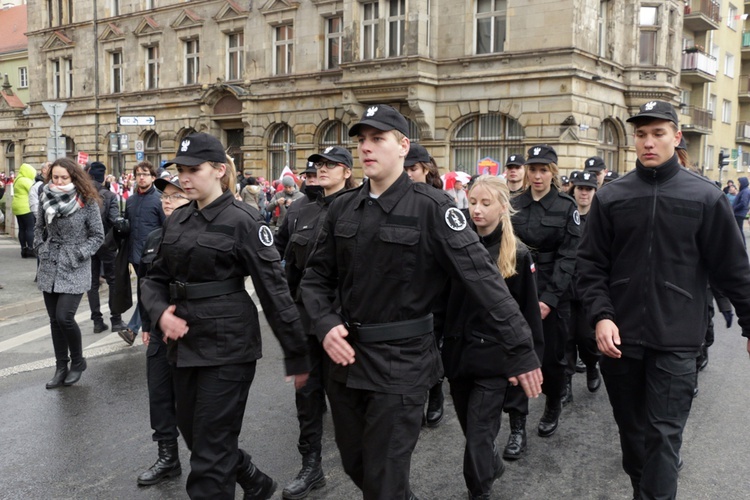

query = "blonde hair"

[
  {"left": 210, "top": 155, "right": 237, "bottom": 195},
  {"left": 468, "top": 175, "right": 518, "bottom": 278},
  {"left": 525, "top": 161, "right": 561, "bottom": 190}
]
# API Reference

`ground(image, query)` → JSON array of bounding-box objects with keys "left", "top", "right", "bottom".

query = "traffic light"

[{"left": 719, "top": 151, "right": 730, "bottom": 169}]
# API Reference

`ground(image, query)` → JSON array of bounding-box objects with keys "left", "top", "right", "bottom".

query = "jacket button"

[{"left": 367, "top": 200, "right": 373, "bottom": 206}]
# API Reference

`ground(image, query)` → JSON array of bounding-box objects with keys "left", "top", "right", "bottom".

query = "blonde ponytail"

[{"left": 469, "top": 175, "right": 518, "bottom": 278}]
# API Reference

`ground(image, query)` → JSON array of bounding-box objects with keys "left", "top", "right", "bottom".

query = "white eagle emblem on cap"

[
  {"left": 510, "top": 155, "right": 516, "bottom": 161},
  {"left": 533, "top": 147, "right": 541, "bottom": 156},
  {"left": 644, "top": 101, "right": 657, "bottom": 111},
  {"left": 366, "top": 106, "right": 378, "bottom": 117},
  {"left": 589, "top": 159, "right": 595, "bottom": 166},
  {"left": 324, "top": 146, "right": 334, "bottom": 154},
  {"left": 180, "top": 140, "right": 190, "bottom": 152},
  {"left": 583, "top": 172, "right": 591, "bottom": 180}
]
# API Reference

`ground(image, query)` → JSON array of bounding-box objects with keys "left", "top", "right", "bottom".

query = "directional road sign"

[{"left": 119, "top": 116, "right": 156, "bottom": 126}]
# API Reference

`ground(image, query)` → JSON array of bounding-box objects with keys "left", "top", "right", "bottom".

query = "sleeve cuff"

[{"left": 539, "top": 292, "right": 559, "bottom": 310}]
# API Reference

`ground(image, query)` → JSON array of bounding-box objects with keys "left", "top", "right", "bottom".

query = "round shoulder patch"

[
  {"left": 572, "top": 210, "right": 581, "bottom": 226},
  {"left": 258, "top": 225, "right": 274, "bottom": 247},
  {"left": 445, "top": 207, "right": 468, "bottom": 231}
]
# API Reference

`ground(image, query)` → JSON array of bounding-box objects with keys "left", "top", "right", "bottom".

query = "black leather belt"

[
  {"left": 345, "top": 314, "right": 433, "bottom": 343},
  {"left": 534, "top": 251, "right": 556, "bottom": 264},
  {"left": 169, "top": 277, "right": 246, "bottom": 300}
]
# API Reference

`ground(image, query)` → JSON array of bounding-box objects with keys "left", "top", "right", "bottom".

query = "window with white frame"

[
  {"left": 387, "top": 0, "right": 406, "bottom": 57},
  {"left": 146, "top": 45, "right": 159, "bottom": 89},
  {"left": 722, "top": 99, "right": 732, "bottom": 123},
  {"left": 111, "top": 50, "right": 123, "bottom": 93},
  {"left": 725, "top": 52, "right": 735, "bottom": 77},
  {"left": 111, "top": 0, "right": 119, "bottom": 16},
  {"left": 362, "top": 1, "right": 379, "bottom": 60},
  {"left": 185, "top": 39, "right": 200, "bottom": 85},
  {"left": 227, "top": 32, "right": 244, "bottom": 81},
  {"left": 476, "top": 0, "right": 507, "bottom": 55},
  {"left": 728, "top": 4, "right": 738, "bottom": 30},
  {"left": 268, "top": 123, "right": 296, "bottom": 180},
  {"left": 52, "top": 57, "right": 73, "bottom": 98},
  {"left": 639, "top": 5, "right": 658, "bottom": 65},
  {"left": 326, "top": 16, "right": 343, "bottom": 69},
  {"left": 706, "top": 145, "right": 714, "bottom": 170},
  {"left": 708, "top": 94, "right": 717, "bottom": 119},
  {"left": 598, "top": 0, "right": 609, "bottom": 58},
  {"left": 274, "top": 25, "right": 294, "bottom": 76},
  {"left": 18, "top": 67, "right": 28, "bottom": 88}
]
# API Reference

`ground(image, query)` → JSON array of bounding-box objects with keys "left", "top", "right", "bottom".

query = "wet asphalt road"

[{"left": 1, "top": 239, "right": 749, "bottom": 499}]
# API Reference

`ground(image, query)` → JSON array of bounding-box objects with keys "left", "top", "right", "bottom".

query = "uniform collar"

[
  {"left": 176, "top": 190, "right": 234, "bottom": 223},
  {"left": 515, "top": 185, "right": 560, "bottom": 209},
  {"left": 635, "top": 154, "right": 681, "bottom": 183},
  {"left": 354, "top": 172, "right": 412, "bottom": 213},
  {"left": 473, "top": 221, "right": 503, "bottom": 247}
]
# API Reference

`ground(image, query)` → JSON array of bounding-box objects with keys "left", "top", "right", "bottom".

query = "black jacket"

[
  {"left": 511, "top": 186, "right": 581, "bottom": 309},
  {"left": 442, "top": 223, "right": 543, "bottom": 379},
  {"left": 577, "top": 155, "right": 750, "bottom": 351},
  {"left": 300, "top": 173, "right": 538, "bottom": 394},
  {"left": 140, "top": 191, "right": 310, "bottom": 373},
  {"left": 124, "top": 184, "right": 165, "bottom": 265}
]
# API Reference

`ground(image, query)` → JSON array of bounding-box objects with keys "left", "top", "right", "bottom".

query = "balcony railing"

[
  {"left": 737, "top": 122, "right": 750, "bottom": 141},
  {"left": 684, "top": 0, "right": 721, "bottom": 24},
  {"left": 680, "top": 105, "right": 713, "bottom": 131},
  {"left": 740, "top": 75, "right": 750, "bottom": 94},
  {"left": 681, "top": 50, "right": 718, "bottom": 76},
  {"left": 743, "top": 31, "right": 750, "bottom": 48}
]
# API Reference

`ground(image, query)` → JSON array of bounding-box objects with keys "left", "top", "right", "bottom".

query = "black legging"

[
  {"left": 43, "top": 292, "right": 84, "bottom": 367},
  {"left": 16, "top": 212, "right": 35, "bottom": 253}
]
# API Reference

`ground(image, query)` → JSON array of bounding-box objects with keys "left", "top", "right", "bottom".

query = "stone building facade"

[{"left": 17, "top": 0, "right": 688, "bottom": 179}]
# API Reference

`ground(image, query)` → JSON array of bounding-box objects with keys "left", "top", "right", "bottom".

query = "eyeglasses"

[
  {"left": 161, "top": 194, "right": 188, "bottom": 202},
  {"left": 135, "top": 173, "right": 153, "bottom": 178},
  {"left": 314, "top": 162, "right": 343, "bottom": 170}
]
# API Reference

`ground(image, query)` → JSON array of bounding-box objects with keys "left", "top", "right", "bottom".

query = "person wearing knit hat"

[
  {"left": 89, "top": 161, "right": 107, "bottom": 184},
  {"left": 267, "top": 175, "right": 304, "bottom": 227}
]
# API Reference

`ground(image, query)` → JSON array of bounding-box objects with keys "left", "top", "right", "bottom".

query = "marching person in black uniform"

[
  {"left": 442, "top": 175, "right": 544, "bottom": 499},
  {"left": 140, "top": 133, "right": 310, "bottom": 500},
  {"left": 577, "top": 101, "right": 750, "bottom": 500},
  {"left": 300, "top": 104, "right": 542, "bottom": 500},
  {"left": 280, "top": 146, "right": 355, "bottom": 500},
  {"left": 510, "top": 144, "right": 581, "bottom": 439},
  {"left": 504, "top": 154, "right": 526, "bottom": 197},
  {"left": 562, "top": 170, "right": 601, "bottom": 406},
  {"left": 275, "top": 161, "right": 320, "bottom": 257},
  {"left": 136, "top": 175, "right": 190, "bottom": 486}
]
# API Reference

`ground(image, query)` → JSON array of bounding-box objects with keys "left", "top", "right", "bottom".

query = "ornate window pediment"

[
  {"left": 260, "top": 0, "right": 300, "bottom": 16},
  {"left": 99, "top": 23, "right": 125, "bottom": 42},
  {"left": 42, "top": 31, "right": 74, "bottom": 52},
  {"left": 214, "top": 0, "right": 249, "bottom": 22},
  {"left": 171, "top": 9, "right": 204, "bottom": 31},
  {"left": 134, "top": 16, "right": 162, "bottom": 37}
]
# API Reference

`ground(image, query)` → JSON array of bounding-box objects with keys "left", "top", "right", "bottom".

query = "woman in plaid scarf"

[{"left": 34, "top": 158, "right": 104, "bottom": 389}]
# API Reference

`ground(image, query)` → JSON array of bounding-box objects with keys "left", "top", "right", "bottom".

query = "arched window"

[
  {"left": 596, "top": 120, "right": 620, "bottom": 173},
  {"left": 6, "top": 142, "right": 15, "bottom": 173},
  {"left": 451, "top": 113, "right": 525, "bottom": 173},
  {"left": 63, "top": 135, "right": 75, "bottom": 159},
  {"left": 320, "top": 120, "right": 349, "bottom": 148},
  {"left": 406, "top": 118, "right": 420, "bottom": 143},
  {"left": 176, "top": 128, "right": 197, "bottom": 145},
  {"left": 268, "top": 123, "right": 295, "bottom": 179},
  {"left": 144, "top": 131, "right": 160, "bottom": 168}
]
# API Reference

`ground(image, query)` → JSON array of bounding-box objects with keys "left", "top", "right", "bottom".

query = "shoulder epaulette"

[{"left": 413, "top": 182, "right": 453, "bottom": 204}]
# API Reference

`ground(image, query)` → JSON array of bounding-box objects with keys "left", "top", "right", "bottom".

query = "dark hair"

[
  {"left": 410, "top": 156, "right": 443, "bottom": 189},
  {"left": 50, "top": 157, "right": 102, "bottom": 205},
  {"left": 133, "top": 160, "right": 157, "bottom": 177}
]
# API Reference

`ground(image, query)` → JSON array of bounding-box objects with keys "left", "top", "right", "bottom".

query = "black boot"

[
  {"left": 537, "top": 398, "right": 562, "bottom": 437},
  {"left": 586, "top": 365, "right": 601, "bottom": 393},
  {"left": 63, "top": 358, "right": 87, "bottom": 386},
  {"left": 137, "top": 439, "right": 182, "bottom": 486},
  {"left": 282, "top": 452, "right": 325, "bottom": 499},
  {"left": 237, "top": 451, "right": 277, "bottom": 500},
  {"left": 93, "top": 319, "right": 109, "bottom": 334},
  {"left": 503, "top": 412, "right": 527, "bottom": 460},
  {"left": 45, "top": 364, "right": 69, "bottom": 389},
  {"left": 561, "top": 374, "right": 573, "bottom": 406},
  {"left": 425, "top": 381, "right": 445, "bottom": 428}
]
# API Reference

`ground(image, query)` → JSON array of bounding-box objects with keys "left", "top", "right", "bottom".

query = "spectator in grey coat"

[{"left": 267, "top": 175, "right": 304, "bottom": 227}]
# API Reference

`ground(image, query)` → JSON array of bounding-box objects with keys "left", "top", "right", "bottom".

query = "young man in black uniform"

[
  {"left": 280, "top": 146, "right": 354, "bottom": 500},
  {"left": 582, "top": 155, "right": 608, "bottom": 188},
  {"left": 577, "top": 100, "right": 750, "bottom": 500},
  {"left": 300, "top": 104, "right": 543, "bottom": 500},
  {"left": 504, "top": 154, "right": 525, "bottom": 197}
]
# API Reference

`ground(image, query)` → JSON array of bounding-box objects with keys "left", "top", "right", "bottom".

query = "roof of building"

[{"left": 0, "top": 5, "right": 28, "bottom": 55}]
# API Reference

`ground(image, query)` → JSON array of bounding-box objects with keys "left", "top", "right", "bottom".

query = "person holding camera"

[{"left": 267, "top": 175, "right": 303, "bottom": 228}]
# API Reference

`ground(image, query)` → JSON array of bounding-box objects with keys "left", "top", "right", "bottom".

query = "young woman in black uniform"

[
  {"left": 442, "top": 175, "right": 543, "bottom": 499},
  {"left": 509, "top": 145, "right": 581, "bottom": 439},
  {"left": 140, "top": 133, "right": 310, "bottom": 500}
]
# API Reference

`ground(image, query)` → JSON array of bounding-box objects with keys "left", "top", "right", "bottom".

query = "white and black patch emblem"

[
  {"left": 258, "top": 226, "right": 274, "bottom": 247},
  {"left": 445, "top": 207, "right": 467, "bottom": 231},
  {"left": 573, "top": 210, "right": 581, "bottom": 226}
]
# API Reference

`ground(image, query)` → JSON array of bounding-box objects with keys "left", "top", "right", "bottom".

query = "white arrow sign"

[{"left": 119, "top": 116, "right": 156, "bottom": 126}]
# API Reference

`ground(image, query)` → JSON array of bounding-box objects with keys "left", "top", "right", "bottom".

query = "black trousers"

[
  {"left": 16, "top": 212, "right": 35, "bottom": 252},
  {"left": 147, "top": 333, "right": 178, "bottom": 442},
  {"left": 541, "top": 307, "right": 569, "bottom": 400},
  {"left": 173, "top": 362, "right": 256, "bottom": 500},
  {"left": 326, "top": 378, "right": 425, "bottom": 500},
  {"left": 295, "top": 334, "right": 329, "bottom": 456},
  {"left": 565, "top": 300, "right": 601, "bottom": 376},
  {"left": 449, "top": 376, "right": 508, "bottom": 497},
  {"left": 735, "top": 215, "right": 746, "bottom": 247},
  {"left": 601, "top": 350, "right": 697, "bottom": 500},
  {"left": 43, "top": 292, "right": 84, "bottom": 366},
  {"left": 87, "top": 250, "right": 121, "bottom": 324}
]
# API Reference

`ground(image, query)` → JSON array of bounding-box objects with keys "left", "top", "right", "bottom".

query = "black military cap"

[
  {"left": 626, "top": 100, "right": 678, "bottom": 125},
  {"left": 572, "top": 170, "right": 598, "bottom": 189},
  {"left": 505, "top": 154, "right": 525, "bottom": 167},
  {"left": 404, "top": 143, "right": 431, "bottom": 167},
  {"left": 603, "top": 170, "right": 620, "bottom": 183},
  {"left": 348, "top": 104, "right": 410, "bottom": 137},
  {"left": 154, "top": 176, "right": 185, "bottom": 193},
  {"left": 526, "top": 144, "right": 558, "bottom": 165},
  {"left": 164, "top": 133, "right": 226, "bottom": 167},
  {"left": 561, "top": 175, "right": 570, "bottom": 185},
  {"left": 302, "top": 161, "right": 317, "bottom": 175},
  {"left": 308, "top": 146, "right": 353, "bottom": 169},
  {"left": 584, "top": 156, "right": 607, "bottom": 172}
]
